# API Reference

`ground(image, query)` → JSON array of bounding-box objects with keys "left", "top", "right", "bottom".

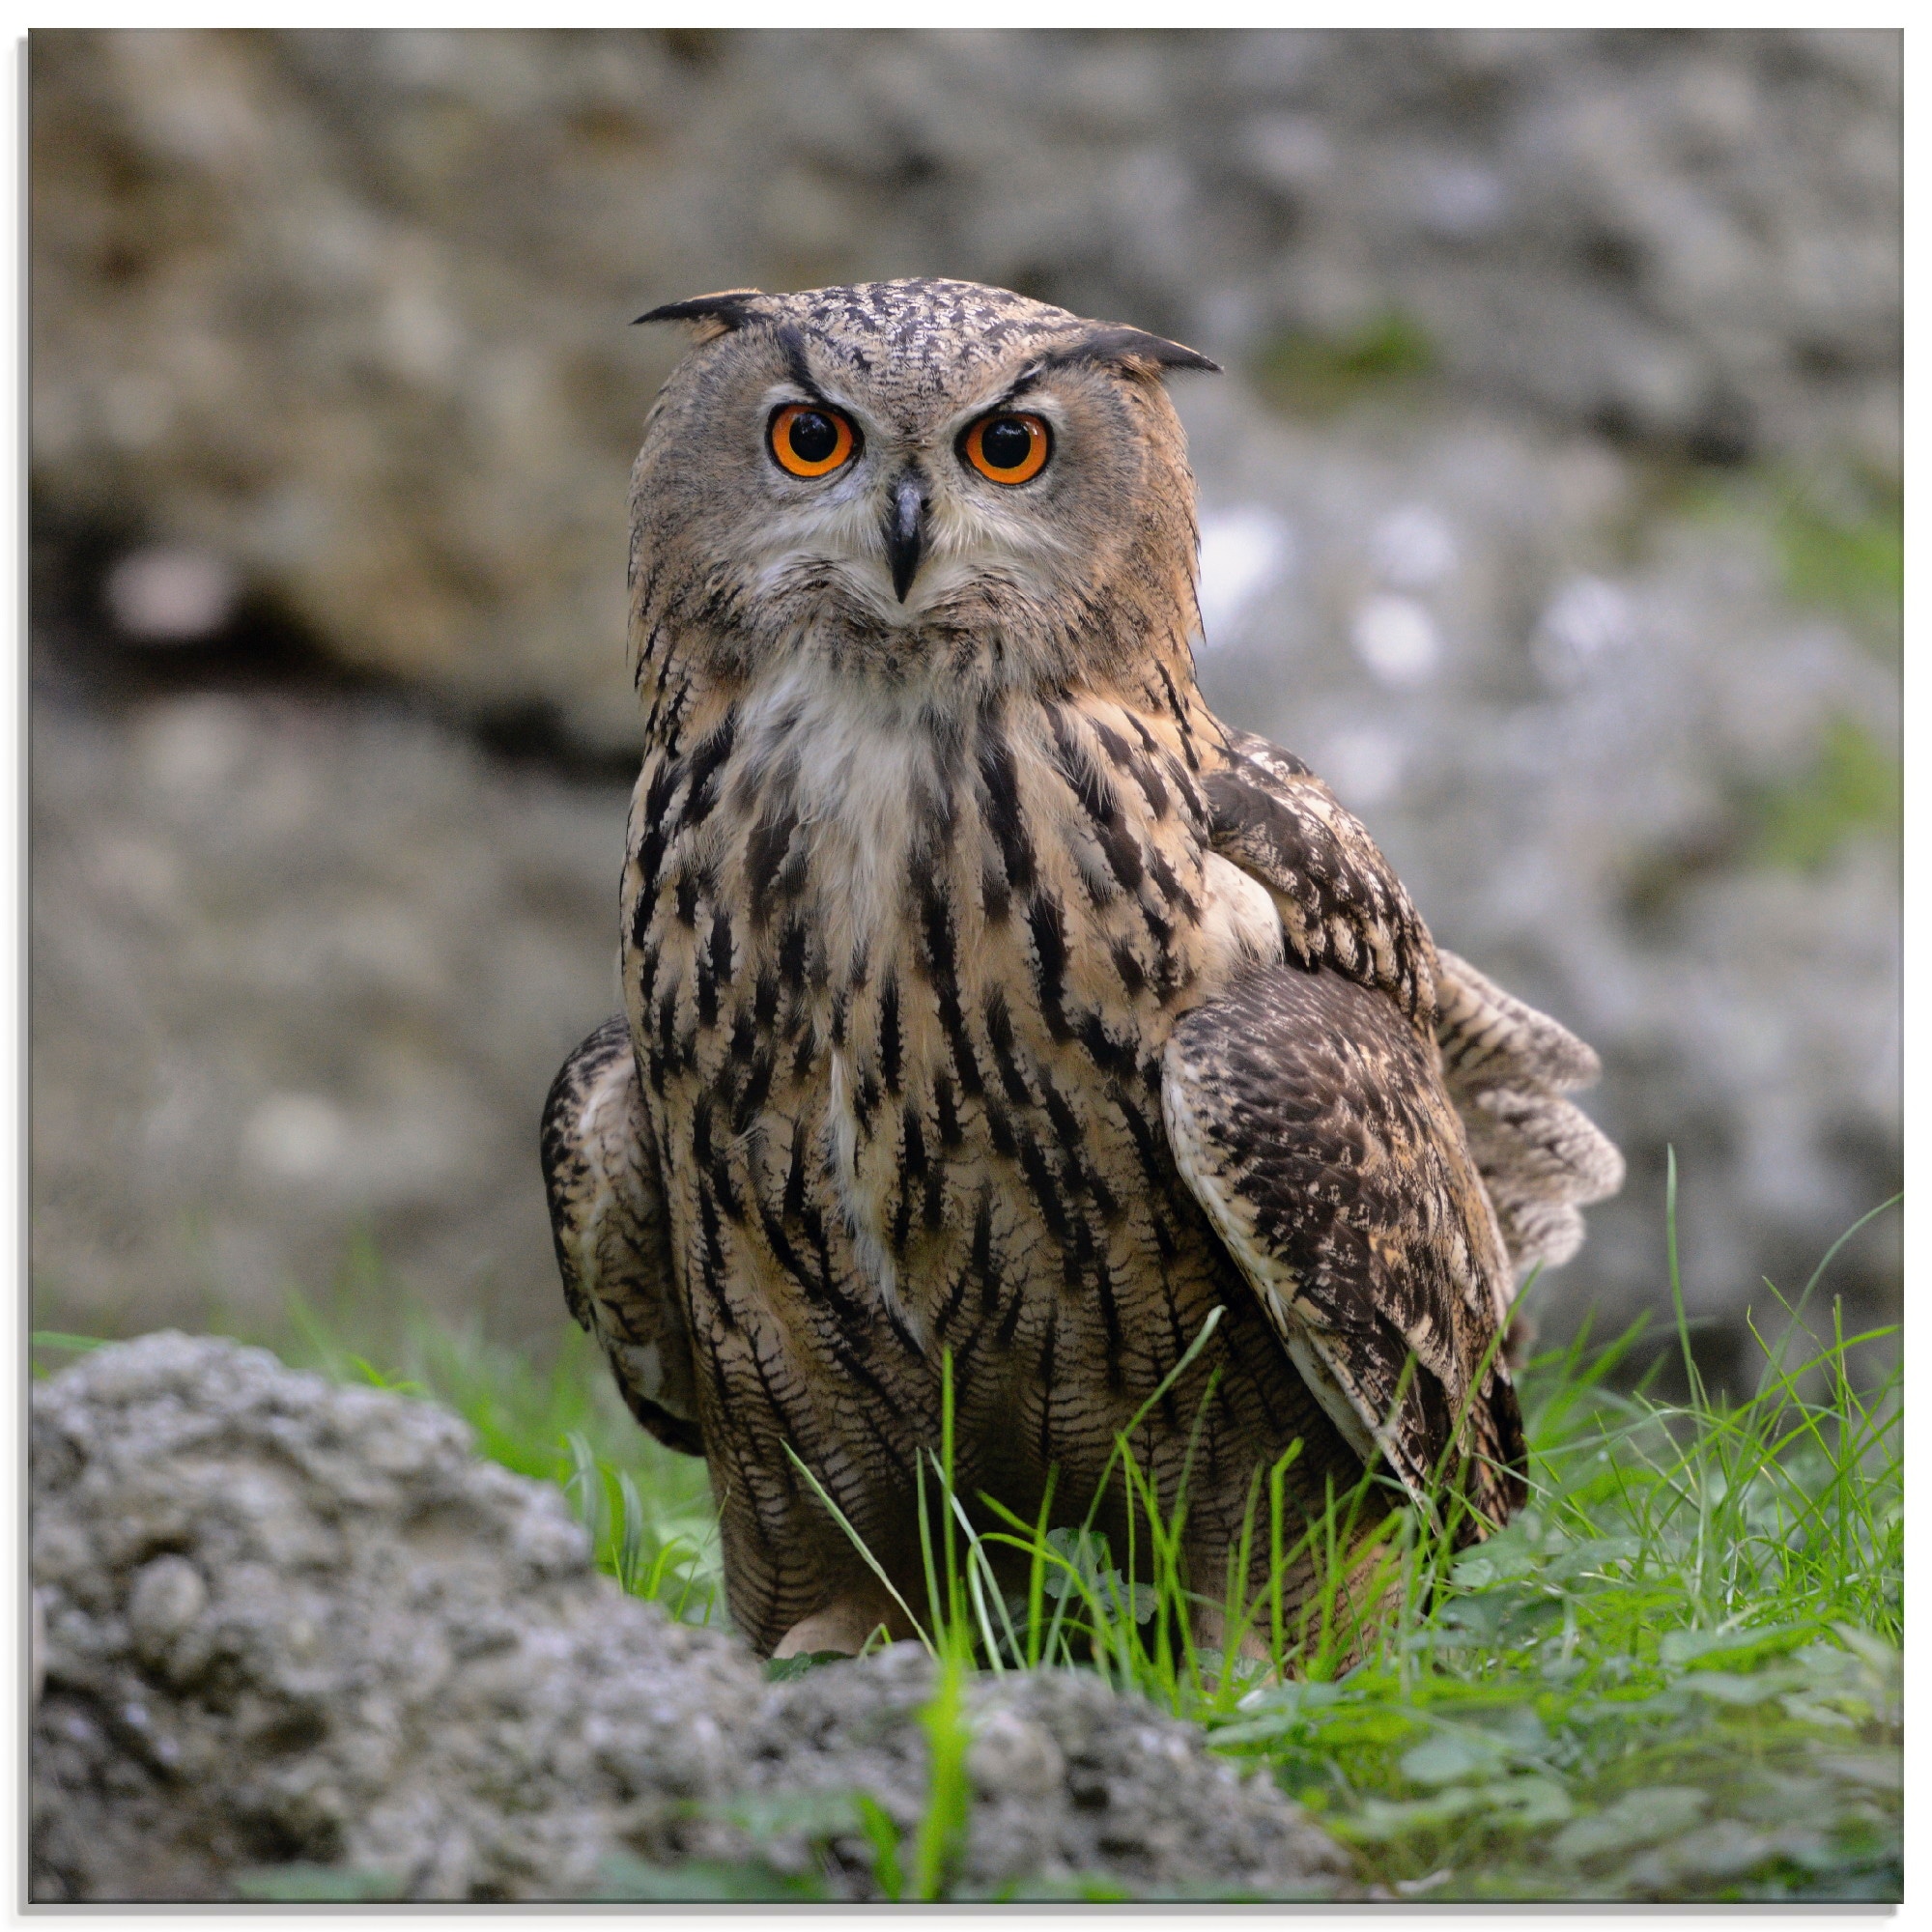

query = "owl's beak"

[{"left": 885, "top": 472, "right": 927, "bottom": 603}]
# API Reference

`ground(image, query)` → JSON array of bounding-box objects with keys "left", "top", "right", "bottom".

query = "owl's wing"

[
  {"left": 1433, "top": 949, "right": 1625, "bottom": 1285},
  {"left": 1207, "top": 727, "right": 1623, "bottom": 1293},
  {"left": 541, "top": 1015, "right": 703, "bottom": 1457},
  {"left": 1163, "top": 966, "right": 1527, "bottom": 1533},
  {"left": 1167, "top": 726, "right": 1576, "bottom": 1529}
]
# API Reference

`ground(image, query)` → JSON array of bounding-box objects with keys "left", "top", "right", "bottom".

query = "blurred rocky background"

[{"left": 30, "top": 29, "right": 1900, "bottom": 1386}]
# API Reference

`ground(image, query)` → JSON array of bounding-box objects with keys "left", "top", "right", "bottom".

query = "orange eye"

[
  {"left": 962, "top": 412, "right": 1051, "bottom": 484},
  {"left": 769, "top": 403, "right": 858, "bottom": 478}
]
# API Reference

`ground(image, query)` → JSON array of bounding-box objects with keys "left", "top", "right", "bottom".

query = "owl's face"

[{"left": 630, "top": 280, "right": 1216, "bottom": 689}]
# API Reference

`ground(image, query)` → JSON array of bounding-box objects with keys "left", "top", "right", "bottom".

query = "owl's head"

[{"left": 629, "top": 278, "right": 1217, "bottom": 693}]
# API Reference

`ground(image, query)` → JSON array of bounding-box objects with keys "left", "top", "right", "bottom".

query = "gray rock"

[
  {"left": 732, "top": 1643, "right": 1350, "bottom": 1901},
  {"left": 30, "top": 1333, "right": 1352, "bottom": 1903},
  {"left": 30, "top": 1329, "right": 761, "bottom": 1902}
]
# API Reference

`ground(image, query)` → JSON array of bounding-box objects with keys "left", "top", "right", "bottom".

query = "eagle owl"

[{"left": 542, "top": 278, "right": 1621, "bottom": 1662}]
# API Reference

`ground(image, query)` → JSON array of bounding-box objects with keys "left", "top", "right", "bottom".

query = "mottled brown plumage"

[{"left": 541, "top": 278, "right": 1620, "bottom": 1660}]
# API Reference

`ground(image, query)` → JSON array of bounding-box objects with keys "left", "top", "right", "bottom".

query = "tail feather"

[{"left": 1434, "top": 950, "right": 1625, "bottom": 1285}]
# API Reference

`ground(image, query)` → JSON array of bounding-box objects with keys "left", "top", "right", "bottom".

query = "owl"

[{"left": 542, "top": 279, "right": 1621, "bottom": 1662}]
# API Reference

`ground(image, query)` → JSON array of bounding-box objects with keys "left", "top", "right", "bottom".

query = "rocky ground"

[
  {"left": 29, "top": 29, "right": 1900, "bottom": 1375},
  {"left": 30, "top": 1333, "right": 1352, "bottom": 1902}
]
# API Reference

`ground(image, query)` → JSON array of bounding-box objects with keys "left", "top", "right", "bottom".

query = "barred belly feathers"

[{"left": 541, "top": 279, "right": 1622, "bottom": 1661}]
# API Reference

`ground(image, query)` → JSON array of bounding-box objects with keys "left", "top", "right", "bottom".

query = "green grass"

[
  {"left": 31, "top": 1187, "right": 1899, "bottom": 1902},
  {"left": 1202, "top": 1280, "right": 1901, "bottom": 1901},
  {"left": 740, "top": 1182, "right": 1900, "bottom": 1902}
]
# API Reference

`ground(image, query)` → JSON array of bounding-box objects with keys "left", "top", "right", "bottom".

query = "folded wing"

[
  {"left": 541, "top": 1014, "right": 702, "bottom": 1456},
  {"left": 1163, "top": 966, "right": 1527, "bottom": 1533},
  {"left": 1158, "top": 724, "right": 1624, "bottom": 1532}
]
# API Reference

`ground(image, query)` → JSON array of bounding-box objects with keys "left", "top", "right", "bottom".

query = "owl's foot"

[
  {"left": 1190, "top": 1602, "right": 1277, "bottom": 1674},
  {"left": 772, "top": 1580, "right": 921, "bottom": 1660}
]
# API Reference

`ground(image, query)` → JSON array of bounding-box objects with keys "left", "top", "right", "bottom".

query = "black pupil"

[
  {"left": 980, "top": 416, "right": 1034, "bottom": 469},
  {"left": 787, "top": 411, "right": 838, "bottom": 464}
]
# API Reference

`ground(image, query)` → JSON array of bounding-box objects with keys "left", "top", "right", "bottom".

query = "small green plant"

[
  {"left": 232, "top": 1863, "right": 407, "bottom": 1903},
  {"left": 29, "top": 1331, "right": 107, "bottom": 1378},
  {"left": 589, "top": 1852, "right": 829, "bottom": 1902},
  {"left": 1774, "top": 469, "right": 1902, "bottom": 630},
  {"left": 1253, "top": 310, "right": 1436, "bottom": 415},
  {"left": 908, "top": 1634, "right": 975, "bottom": 1901},
  {"left": 562, "top": 1429, "right": 719, "bottom": 1619},
  {"left": 1649, "top": 460, "right": 1902, "bottom": 654},
  {"left": 1744, "top": 713, "right": 1902, "bottom": 873}
]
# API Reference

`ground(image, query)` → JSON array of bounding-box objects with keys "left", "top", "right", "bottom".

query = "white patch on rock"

[
  {"left": 1321, "top": 727, "right": 1406, "bottom": 810},
  {"left": 1370, "top": 503, "right": 1460, "bottom": 591}
]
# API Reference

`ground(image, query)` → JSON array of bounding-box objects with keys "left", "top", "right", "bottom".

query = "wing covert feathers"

[
  {"left": 1163, "top": 967, "right": 1528, "bottom": 1537},
  {"left": 1206, "top": 728, "right": 1435, "bottom": 1030},
  {"left": 541, "top": 1015, "right": 702, "bottom": 1456},
  {"left": 1434, "top": 950, "right": 1625, "bottom": 1280}
]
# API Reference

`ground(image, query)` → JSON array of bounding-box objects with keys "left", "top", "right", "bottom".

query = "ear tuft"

[
  {"left": 1045, "top": 325, "right": 1222, "bottom": 378},
  {"left": 633, "top": 289, "right": 768, "bottom": 343}
]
